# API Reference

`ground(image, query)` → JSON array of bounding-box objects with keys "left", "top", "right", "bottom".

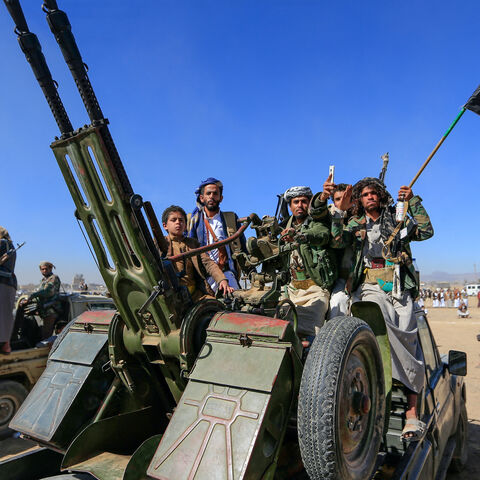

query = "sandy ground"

[{"left": 0, "top": 304, "right": 479, "bottom": 477}]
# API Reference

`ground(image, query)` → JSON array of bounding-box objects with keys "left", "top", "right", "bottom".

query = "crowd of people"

[
  {"left": 418, "top": 287, "right": 479, "bottom": 318},
  {"left": 0, "top": 173, "right": 435, "bottom": 441}
]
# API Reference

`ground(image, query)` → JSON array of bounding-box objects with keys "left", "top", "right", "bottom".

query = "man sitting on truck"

[
  {"left": 187, "top": 177, "right": 247, "bottom": 291},
  {"left": 163, "top": 205, "right": 234, "bottom": 302},
  {"left": 20, "top": 261, "right": 61, "bottom": 340},
  {"left": 280, "top": 186, "right": 337, "bottom": 338},
  {"left": 330, "top": 177, "right": 434, "bottom": 441}
]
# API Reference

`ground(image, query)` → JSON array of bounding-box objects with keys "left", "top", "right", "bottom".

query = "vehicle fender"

[{"left": 351, "top": 301, "right": 392, "bottom": 417}]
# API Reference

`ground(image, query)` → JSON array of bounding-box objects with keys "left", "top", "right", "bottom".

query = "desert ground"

[{"left": 0, "top": 302, "right": 479, "bottom": 477}]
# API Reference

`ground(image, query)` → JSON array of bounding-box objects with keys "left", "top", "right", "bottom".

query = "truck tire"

[
  {"left": 449, "top": 398, "right": 468, "bottom": 472},
  {"left": 298, "top": 316, "right": 385, "bottom": 480},
  {"left": 0, "top": 380, "right": 29, "bottom": 436}
]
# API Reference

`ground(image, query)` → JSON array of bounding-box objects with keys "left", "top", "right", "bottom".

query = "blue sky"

[{"left": 1, "top": 1, "right": 479, "bottom": 284}]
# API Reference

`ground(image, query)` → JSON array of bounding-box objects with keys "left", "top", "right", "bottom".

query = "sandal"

[{"left": 401, "top": 418, "right": 426, "bottom": 442}]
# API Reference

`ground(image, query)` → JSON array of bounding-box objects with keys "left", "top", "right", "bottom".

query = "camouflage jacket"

[
  {"left": 330, "top": 195, "right": 433, "bottom": 297},
  {"left": 285, "top": 215, "right": 337, "bottom": 290},
  {"left": 28, "top": 273, "right": 61, "bottom": 315}
]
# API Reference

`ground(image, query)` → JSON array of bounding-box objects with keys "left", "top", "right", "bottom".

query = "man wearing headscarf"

[
  {"left": 329, "top": 177, "right": 433, "bottom": 441},
  {"left": 0, "top": 227, "right": 17, "bottom": 354},
  {"left": 187, "top": 177, "right": 247, "bottom": 291},
  {"left": 20, "top": 261, "right": 61, "bottom": 339},
  {"left": 281, "top": 186, "right": 337, "bottom": 338}
]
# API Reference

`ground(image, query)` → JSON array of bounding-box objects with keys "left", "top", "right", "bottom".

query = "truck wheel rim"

[
  {"left": 338, "top": 343, "right": 376, "bottom": 465},
  {"left": 0, "top": 396, "right": 16, "bottom": 426}
]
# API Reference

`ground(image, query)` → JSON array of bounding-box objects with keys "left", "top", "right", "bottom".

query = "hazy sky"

[{"left": 1, "top": 1, "right": 480, "bottom": 284}]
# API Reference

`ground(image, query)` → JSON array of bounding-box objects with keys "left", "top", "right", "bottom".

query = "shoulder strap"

[
  {"left": 222, "top": 211, "right": 237, "bottom": 236},
  {"left": 203, "top": 215, "right": 219, "bottom": 242}
]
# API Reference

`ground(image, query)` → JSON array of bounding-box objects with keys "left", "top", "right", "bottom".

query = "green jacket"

[
  {"left": 330, "top": 195, "right": 433, "bottom": 297},
  {"left": 28, "top": 273, "right": 61, "bottom": 316},
  {"left": 285, "top": 215, "right": 337, "bottom": 290}
]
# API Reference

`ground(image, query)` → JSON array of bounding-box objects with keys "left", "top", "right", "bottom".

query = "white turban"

[{"left": 284, "top": 186, "right": 313, "bottom": 203}]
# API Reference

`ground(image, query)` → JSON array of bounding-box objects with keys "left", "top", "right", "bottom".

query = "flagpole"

[{"left": 408, "top": 108, "right": 466, "bottom": 188}]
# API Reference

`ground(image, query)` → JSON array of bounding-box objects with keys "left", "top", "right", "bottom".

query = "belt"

[
  {"left": 369, "top": 257, "right": 385, "bottom": 269},
  {"left": 291, "top": 278, "right": 316, "bottom": 290},
  {"left": 363, "top": 266, "right": 394, "bottom": 284}
]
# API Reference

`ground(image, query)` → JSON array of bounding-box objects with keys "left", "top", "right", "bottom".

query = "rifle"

[
  {"left": 0, "top": 241, "right": 25, "bottom": 266},
  {"left": 274, "top": 193, "right": 290, "bottom": 227},
  {"left": 379, "top": 152, "right": 389, "bottom": 183}
]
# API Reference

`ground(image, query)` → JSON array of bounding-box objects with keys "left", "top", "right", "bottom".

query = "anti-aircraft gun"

[{"left": 1, "top": 2, "right": 407, "bottom": 480}]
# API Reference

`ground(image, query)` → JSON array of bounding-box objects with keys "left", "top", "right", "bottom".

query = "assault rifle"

[{"left": 0, "top": 241, "right": 25, "bottom": 266}]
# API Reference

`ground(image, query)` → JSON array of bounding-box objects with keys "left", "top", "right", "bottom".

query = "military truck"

[
  {"left": 0, "top": 293, "right": 114, "bottom": 437},
  {"left": 0, "top": 1, "right": 468, "bottom": 479}
]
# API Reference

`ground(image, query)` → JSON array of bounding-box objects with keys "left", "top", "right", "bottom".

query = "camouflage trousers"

[
  {"left": 284, "top": 283, "right": 330, "bottom": 337},
  {"left": 353, "top": 283, "right": 424, "bottom": 394}
]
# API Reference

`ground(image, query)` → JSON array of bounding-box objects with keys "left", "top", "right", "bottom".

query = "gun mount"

[
  {"left": 2, "top": 1, "right": 306, "bottom": 478},
  {"left": 1, "top": 2, "right": 436, "bottom": 480}
]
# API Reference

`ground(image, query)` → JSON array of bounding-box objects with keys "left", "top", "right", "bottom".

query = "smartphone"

[{"left": 329, "top": 165, "right": 335, "bottom": 183}]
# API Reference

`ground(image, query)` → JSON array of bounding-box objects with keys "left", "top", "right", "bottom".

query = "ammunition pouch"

[
  {"left": 363, "top": 266, "right": 394, "bottom": 285},
  {"left": 291, "top": 278, "right": 316, "bottom": 290},
  {"left": 301, "top": 245, "right": 337, "bottom": 290}
]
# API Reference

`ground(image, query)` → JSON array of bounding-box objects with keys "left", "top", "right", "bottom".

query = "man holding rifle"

[
  {"left": 0, "top": 226, "right": 17, "bottom": 354},
  {"left": 330, "top": 177, "right": 433, "bottom": 441},
  {"left": 281, "top": 186, "right": 337, "bottom": 338}
]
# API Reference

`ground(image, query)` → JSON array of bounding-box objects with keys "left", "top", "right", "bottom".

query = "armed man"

[
  {"left": 163, "top": 205, "right": 234, "bottom": 301},
  {"left": 311, "top": 175, "right": 355, "bottom": 318},
  {"left": 331, "top": 177, "right": 433, "bottom": 441},
  {"left": 281, "top": 186, "right": 337, "bottom": 338},
  {"left": 20, "top": 261, "right": 61, "bottom": 339},
  {"left": 188, "top": 177, "right": 247, "bottom": 291},
  {"left": 0, "top": 226, "right": 17, "bottom": 354}
]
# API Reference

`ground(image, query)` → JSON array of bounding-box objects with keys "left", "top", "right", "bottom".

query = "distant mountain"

[{"left": 421, "top": 271, "right": 480, "bottom": 284}]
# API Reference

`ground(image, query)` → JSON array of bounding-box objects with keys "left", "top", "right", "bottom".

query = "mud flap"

[
  {"left": 351, "top": 300, "right": 392, "bottom": 430},
  {"left": 147, "top": 312, "right": 302, "bottom": 480}
]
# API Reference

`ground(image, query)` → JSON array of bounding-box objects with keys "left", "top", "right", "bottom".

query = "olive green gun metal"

[
  {"left": 3, "top": 1, "right": 307, "bottom": 478},
  {"left": 2, "top": 2, "right": 400, "bottom": 480}
]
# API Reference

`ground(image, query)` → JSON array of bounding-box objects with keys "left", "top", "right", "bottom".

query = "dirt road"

[{"left": 0, "top": 305, "right": 479, "bottom": 477}]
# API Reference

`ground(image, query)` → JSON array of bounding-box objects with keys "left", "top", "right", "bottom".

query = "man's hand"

[
  {"left": 398, "top": 186, "right": 413, "bottom": 202},
  {"left": 281, "top": 227, "right": 296, "bottom": 243},
  {"left": 294, "top": 233, "right": 308, "bottom": 244},
  {"left": 337, "top": 185, "right": 353, "bottom": 211},
  {"left": 319, "top": 173, "right": 335, "bottom": 202},
  {"left": 218, "top": 279, "right": 234, "bottom": 295}
]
